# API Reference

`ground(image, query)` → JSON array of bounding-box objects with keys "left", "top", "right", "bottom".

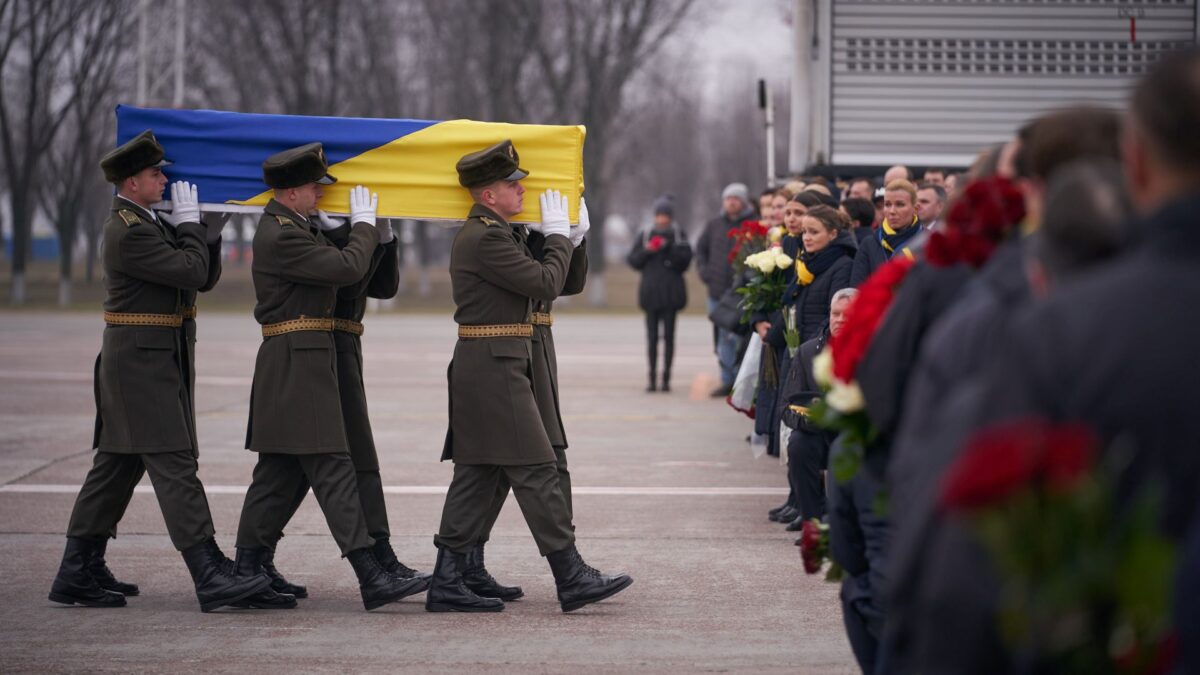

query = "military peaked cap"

[
  {"left": 456, "top": 139, "right": 529, "bottom": 188},
  {"left": 100, "top": 130, "right": 172, "bottom": 184},
  {"left": 262, "top": 142, "right": 337, "bottom": 189}
]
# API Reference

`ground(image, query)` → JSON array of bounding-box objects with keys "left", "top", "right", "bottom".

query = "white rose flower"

[
  {"left": 758, "top": 255, "right": 777, "bottom": 274},
  {"left": 775, "top": 252, "right": 793, "bottom": 269},
  {"left": 813, "top": 348, "right": 834, "bottom": 389},
  {"left": 826, "top": 380, "right": 865, "bottom": 413}
]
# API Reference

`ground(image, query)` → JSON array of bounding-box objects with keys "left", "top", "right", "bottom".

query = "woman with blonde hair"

[{"left": 849, "top": 179, "right": 925, "bottom": 286}]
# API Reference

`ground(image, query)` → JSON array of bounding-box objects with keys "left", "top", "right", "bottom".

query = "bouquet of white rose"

[{"left": 734, "top": 249, "right": 795, "bottom": 325}]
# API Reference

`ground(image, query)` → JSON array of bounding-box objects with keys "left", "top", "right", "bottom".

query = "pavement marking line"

[{"left": 0, "top": 484, "right": 789, "bottom": 496}]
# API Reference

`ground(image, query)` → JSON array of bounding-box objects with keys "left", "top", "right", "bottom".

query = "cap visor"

[
  {"left": 505, "top": 168, "right": 528, "bottom": 182},
  {"left": 316, "top": 174, "right": 336, "bottom": 185}
]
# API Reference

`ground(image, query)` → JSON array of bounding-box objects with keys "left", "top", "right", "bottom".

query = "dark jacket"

[
  {"left": 850, "top": 222, "right": 927, "bottom": 287},
  {"left": 694, "top": 206, "right": 753, "bottom": 300},
  {"left": 905, "top": 194, "right": 1200, "bottom": 673},
  {"left": 245, "top": 199, "right": 380, "bottom": 454},
  {"left": 780, "top": 331, "right": 828, "bottom": 432},
  {"left": 93, "top": 197, "right": 219, "bottom": 454},
  {"left": 326, "top": 222, "right": 399, "bottom": 470},
  {"left": 442, "top": 204, "right": 573, "bottom": 465},
  {"left": 764, "top": 231, "right": 857, "bottom": 349},
  {"left": 627, "top": 225, "right": 692, "bottom": 312},
  {"left": 527, "top": 231, "right": 589, "bottom": 449}
]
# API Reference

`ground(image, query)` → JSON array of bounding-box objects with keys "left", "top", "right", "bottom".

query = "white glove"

[
  {"left": 537, "top": 189, "right": 570, "bottom": 239},
  {"left": 570, "top": 197, "right": 591, "bottom": 247},
  {"left": 169, "top": 181, "right": 200, "bottom": 226},
  {"left": 349, "top": 185, "right": 378, "bottom": 229},
  {"left": 376, "top": 218, "right": 395, "bottom": 244},
  {"left": 314, "top": 209, "right": 344, "bottom": 231}
]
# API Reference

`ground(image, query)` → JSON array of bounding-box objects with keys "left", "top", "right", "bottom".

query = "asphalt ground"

[{"left": 0, "top": 312, "right": 855, "bottom": 673}]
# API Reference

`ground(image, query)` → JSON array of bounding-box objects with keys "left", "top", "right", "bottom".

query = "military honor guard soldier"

[
  {"left": 49, "top": 130, "right": 277, "bottom": 612},
  {"left": 426, "top": 139, "right": 632, "bottom": 613},
  {"left": 232, "top": 143, "right": 427, "bottom": 611}
]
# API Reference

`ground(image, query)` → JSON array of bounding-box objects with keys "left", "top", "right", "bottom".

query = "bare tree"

[
  {"left": 36, "top": 2, "right": 131, "bottom": 305},
  {"left": 0, "top": 0, "right": 91, "bottom": 304},
  {"left": 523, "top": 0, "right": 698, "bottom": 304}
]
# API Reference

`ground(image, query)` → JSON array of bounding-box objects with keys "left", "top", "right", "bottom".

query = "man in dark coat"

[
  {"left": 695, "top": 182, "right": 755, "bottom": 396},
  {"left": 426, "top": 140, "right": 631, "bottom": 614},
  {"left": 243, "top": 212, "right": 429, "bottom": 601},
  {"left": 50, "top": 130, "right": 271, "bottom": 612},
  {"left": 233, "top": 143, "right": 426, "bottom": 611},
  {"left": 903, "top": 51, "right": 1200, "bottom": 672},
  {"left": 461, "top": 204, "right": 591, "bottom": 603}
]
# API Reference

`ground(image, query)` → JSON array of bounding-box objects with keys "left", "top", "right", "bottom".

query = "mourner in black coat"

[
  {"left": 627, "top": 197, "right": 693, "bottom": 392},
  {"left": 849, "top": 180, "right": 926, "bottom": 287}
]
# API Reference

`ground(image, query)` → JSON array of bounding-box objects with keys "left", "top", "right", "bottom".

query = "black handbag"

[{"left": 708, "top": 288, "right": 750, "bottom": 335}]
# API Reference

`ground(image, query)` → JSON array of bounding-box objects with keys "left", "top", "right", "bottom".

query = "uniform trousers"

[
  {"left": 477, "top": 445, "right": 573, "bottom": 545},
  {"left": 67, "top": 450, "right": 215, "bottom": 551},
  {"left": 236, "top": 452, "right": 372, "bottom": 556},
  {"left": 436, "top": 461, "right": 575, "bottom": 556}
]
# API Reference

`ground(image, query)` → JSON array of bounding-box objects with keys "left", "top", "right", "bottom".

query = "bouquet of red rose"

[
  {"left": 808, "top": 256, "right": 916, "bottom": 482},
  {"left": 925, "top": 176, "right": 1026, "bottom": 269},
  {"left": 795, "top": 518, "right": 844, "bottom": 581},
  {"left": 940, "top": 419, "right": 1177, "bottom": 674},
  {"left": 726, "top": 220, "right": 771, "bottom": 272}
]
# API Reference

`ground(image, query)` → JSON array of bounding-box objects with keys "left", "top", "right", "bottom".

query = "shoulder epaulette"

[
  {"left": 118, "top": 209, "right": 141, "bottom": 227},
  {"left": 479, "top": 216, "right": 502, "bottom": 228},
  {"left": 275, "top": 215, "right": 295, "bottom": 227}
]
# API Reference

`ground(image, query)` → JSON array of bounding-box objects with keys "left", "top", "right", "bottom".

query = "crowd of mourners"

[{"left": 654, "top": 50, "right": 1200, "bottom": 674}]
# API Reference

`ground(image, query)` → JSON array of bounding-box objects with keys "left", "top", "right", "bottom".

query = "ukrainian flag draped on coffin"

[{"left": 115, "top": 105, "right": 586, "bottom": 223}]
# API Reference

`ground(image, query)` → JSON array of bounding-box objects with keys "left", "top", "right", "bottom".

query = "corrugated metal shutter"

[{"left": 828, "top": 0, "right": 1197, "bottom": 167}]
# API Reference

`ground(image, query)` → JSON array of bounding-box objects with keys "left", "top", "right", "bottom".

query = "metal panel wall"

[{"left": 828, "top": 0, "right": 1196, "bottom": 167}]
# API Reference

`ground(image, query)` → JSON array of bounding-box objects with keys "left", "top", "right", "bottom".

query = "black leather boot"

[
  {"left": 373, "top": 536, "right": 432, "bottom": 590},
  {"left": 86, "top": 538, "right": 139, "bottom": 596},
  {"left": 347, "top": 547, "right": 427, "bottom": 610},
  {"left": 425, "top": 547, "right": 505, "bottom": 613},
  {"left": 546, "top": 544, "right": 633, "bottom": 613},
  {"left": 773, "top": 505, "right": 800, "bottom": 524},
  {"left": 260, "top": 545, "right": 307, "bottom": 598},
  {"left": 48, "top": 537, "right": 126, "bottom": 607},
  {"left": 180, "top": 538, "right": 271, "bottom": 612},
  {"left": 661, "top": 371, "right": 671, "bottom": 392},
  {"left": 462, "top": 543, "right": 524, "bottom": 601},
  {"left": 228, "top": 548, "right": 297, "bottom": 609}
]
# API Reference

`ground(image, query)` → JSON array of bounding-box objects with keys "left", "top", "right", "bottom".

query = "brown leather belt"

[
  {"left": 332, "top": 318, "right": 365, "bottom": 336},
  {"left": 181, "top": 306, "right": 197, "bottom": 319},
  {"left": 457, "top": 323, "right": 534, "bottom": 339},
  {"left": 530, "top": 312, "right": 553, "bottom": 327},
  {"left": 262, "top": 317, "right": 334, "bottom": 337},
  {"left": 104, "top": 311, "right": 185, "bottom": 328}
]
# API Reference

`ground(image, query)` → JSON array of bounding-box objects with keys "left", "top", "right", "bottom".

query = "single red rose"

[
  {"left": 929, "top": 176, "right": 1026, "bottom": 269},
  {"left": 798, "top": 519, "right": 824, "bottom": 574},
  {"left": 1042, "top": 424, "right": 1098, "bottom": 491},
  {"left": 648, "top": 235, "right": 666, "bottom": 252},
  {"left": 940, "top": 418, "right": 1100, "bottom": 511},
  {"left": 828, "top": 257, "right": 915, "bottom": 382},
  {"left": 940, "top": 420, "right": 1047, "bottom": 510}
]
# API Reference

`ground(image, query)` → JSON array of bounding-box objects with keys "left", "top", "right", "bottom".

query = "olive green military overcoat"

[
  {"left": 527, "top": 232, "right": 588, "bottom": 448},
  {"left": 326, "top": 223, "right": 398, "bottom": 470},
  {"left": 442, "top": 204, "right": 573, "bottom": 465},
  {"left": 244, "top": 199, "right": 379, "bottom": 454},
  {"left": 93, "top": 197, "right": 220, "bottom": 454}
]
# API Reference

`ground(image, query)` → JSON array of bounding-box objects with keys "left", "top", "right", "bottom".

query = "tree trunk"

[
  {"left": 57, "top": 220, "right": 75, "bottom": 307},
  {"left": 84, "top": 229, "right": 98, "bottom": 283},
  {"left": 9, "top": 192, "right": 32, "bottom": 305}
]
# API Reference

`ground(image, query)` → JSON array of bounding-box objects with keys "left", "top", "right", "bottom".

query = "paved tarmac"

[{"left": 0, "top": 312, "right": 855, "bottom": 673}]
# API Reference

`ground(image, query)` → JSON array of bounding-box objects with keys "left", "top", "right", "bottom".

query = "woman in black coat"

[
  {"left": 850, "top": 179, "right": 925, "bottom": 287},
  {"left": 627, "top": 197, "right": 693, "bottom": 392},
  {"left": 764, "top": 204, "right": 857, "bottom": 526}
]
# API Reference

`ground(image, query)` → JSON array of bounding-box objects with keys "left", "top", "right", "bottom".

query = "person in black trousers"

[{"left": 627, "top": 196, "right": 693, "bottom": 392}]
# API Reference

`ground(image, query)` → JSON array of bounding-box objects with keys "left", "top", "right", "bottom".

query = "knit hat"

[
  {"left": 653, "top": 195, "right": 674, "bottom": 217},
  {"left": 721, "top": 182, "right": 749, "bottom": 204}
]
